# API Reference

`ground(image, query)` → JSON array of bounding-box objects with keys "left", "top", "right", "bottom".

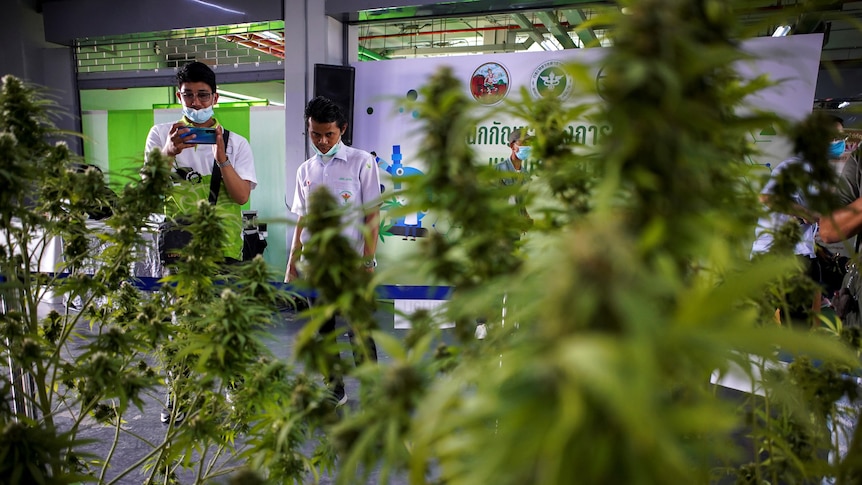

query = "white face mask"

[
  {"left": 313, "top": 140, "right": 341, "bottom": 157},
  {"left": 182, "top": 106, "right": 214, "bottom": 124}
]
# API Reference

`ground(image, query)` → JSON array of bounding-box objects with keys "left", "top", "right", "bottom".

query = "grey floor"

[
  {"left": 43, "top": 303, "right": 418, "bottom": 485},
  {"left": 23, "top": 300, "right": 795, "bottom": 485}
]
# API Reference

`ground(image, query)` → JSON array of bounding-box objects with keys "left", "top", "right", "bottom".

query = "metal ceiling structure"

[
  {"left": 354, "top": 9, "right": 612, "bottom": 59},
  {"left": 348, "top": 1, "right": 862, "bottom": 64},
  {"left": 66, "top": 1, "right": 862, "bottom": 105},
  {"left": 73, "top": 2, "right": 862, "bottom": 70}
]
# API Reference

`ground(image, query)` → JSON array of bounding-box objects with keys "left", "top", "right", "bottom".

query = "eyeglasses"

[{"left": 179, "top": 91, "right": 213, "bottom": 102}]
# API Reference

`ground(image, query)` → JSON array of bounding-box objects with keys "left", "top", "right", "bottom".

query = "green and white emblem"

[{"left": 529, "top": 60, "right": 572, "bottom": 100}]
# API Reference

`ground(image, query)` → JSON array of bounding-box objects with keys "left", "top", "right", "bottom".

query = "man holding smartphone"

[
  {"left": 145, "top": 61, "right": 257, "bottom": 263},
  {"left": 144, "top": 61, "right": 258, "bottom": 424}
]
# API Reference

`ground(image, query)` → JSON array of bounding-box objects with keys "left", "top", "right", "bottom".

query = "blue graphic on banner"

[{"left": 377, "top": 145, "right": 428, "bottom": 241}]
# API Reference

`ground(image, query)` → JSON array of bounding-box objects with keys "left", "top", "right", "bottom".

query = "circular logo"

[
  {"left": 595, "top": 64, "right": 609, "bottom": 101},
  {"left": 530, "top": 60, "right": 572, "bottom": 100},
  {"left": 469, "top": 62, "right": 510, "bottom": 105}
]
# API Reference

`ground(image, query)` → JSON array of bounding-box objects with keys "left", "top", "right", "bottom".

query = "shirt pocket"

[{"left": 333, "top": 181, "right": 361, "bottom": 206}]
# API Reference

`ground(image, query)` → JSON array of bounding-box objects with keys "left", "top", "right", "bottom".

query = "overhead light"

[
  {"left": 217, "top": 89, "right": 266, "bottom": 103},
  {"left": 189, "top": 0, "right": 244, "bottom": 15},
  {"left": 772, "top": 25, "right": 792, "bottom": 37},
  {"left": 258, "top": 31, "right": 282, "bottom": 41}
]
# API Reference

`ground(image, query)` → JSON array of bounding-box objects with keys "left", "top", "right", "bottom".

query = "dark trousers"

[
  {"left": 314, "top": 298, "right": 378, "bottom": 385},
  {"left": 786, "top": 254, "right": 824, "bottom": 323}
]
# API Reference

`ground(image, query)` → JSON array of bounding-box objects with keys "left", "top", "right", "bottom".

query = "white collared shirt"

[
  {"left": 292, "top": 142, "right": 382, "bottom": 255},
  {"left": 750, "top": 156, "right": 817, "bottom": 258}
]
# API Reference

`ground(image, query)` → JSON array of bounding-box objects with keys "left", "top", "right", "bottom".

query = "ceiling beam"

[
  {"left": 385, "top": 42, "right": 530, "bottom": 57},
  {"left": 535, "top": 10, "right": 577, "bottom": 49},
  {"left": 510, "top": 12, "right": 547, "bottom": 47},
  {"left": 77, "top": 62, "right": 284, "bottom": 89},
  {"left": 561, "top": 9, "right": 598, "bottom": 47}
]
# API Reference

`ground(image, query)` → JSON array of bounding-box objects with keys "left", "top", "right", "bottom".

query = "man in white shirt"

[
  {"left": 496, "top": 128, "right": 532, "bottom": 220},
  {"left": 751, "top": 115, "right": 846, "bottom": 324},
  {"left": 145, "top": 61, "right": 257, "bottom": 262},
  {"left": 286, "top": 96, "right": 381, "bottom": 406},
  {"left": 144, "top": 61, "right": 257, "bottom": 424}
]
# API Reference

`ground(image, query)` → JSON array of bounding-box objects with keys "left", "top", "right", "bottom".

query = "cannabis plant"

[
  {"left": 0, "top": 74, "right": 330, "bottom": 484},
  {"left": 0, "top": 73, "right": 177, "bottom": 483},
  {"left": 320, "top": 1, "right": 862, "bottom": 485},
  {"left": 6, "top": 0, "right": 862, "bottom": 483}
]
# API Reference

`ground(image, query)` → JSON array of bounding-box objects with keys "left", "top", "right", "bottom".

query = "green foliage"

[
  {"left": 0, "top": 75, "right": 324, "bottom": 484},
  {"left": 4, "top": 0, "right": 862, "bottom": 484},
  {"left": 325, "top": 2, "right": 862, "bottom": 485}
]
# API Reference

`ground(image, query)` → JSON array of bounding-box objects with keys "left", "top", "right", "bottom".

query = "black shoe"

[
  {"left": 330, "top": 383, "right": 347, "bottom": 407},
  {"left": 160, "top": 397, "right": 185, "bottom": 424}
]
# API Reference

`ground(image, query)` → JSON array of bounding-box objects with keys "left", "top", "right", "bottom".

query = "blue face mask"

[
  {"left": 313, "top": 140, "right": 341, "bottom": 157},
  {"left": 829, "top": 140, "right": 846, "bottom": 159},
  {"left": 182, "top": 106, "right": 214, "bottom": 124},
  {"left": 515, "top": 145, "right": 532, "bottom": 161}
]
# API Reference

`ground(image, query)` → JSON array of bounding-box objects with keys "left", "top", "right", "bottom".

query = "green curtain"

[{"left": 214, "top": 106, "right": 250, "bottom": 139}]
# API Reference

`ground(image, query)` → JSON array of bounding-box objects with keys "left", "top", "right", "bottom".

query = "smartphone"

[{"left": 182, "top": 126, "right": 217, "bottom": 144}]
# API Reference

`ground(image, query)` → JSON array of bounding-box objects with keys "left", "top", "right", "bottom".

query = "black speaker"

[{"left": 313, "top": 64, "right": 356, "bottom": 146}]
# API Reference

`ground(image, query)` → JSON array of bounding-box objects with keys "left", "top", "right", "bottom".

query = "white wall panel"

[
  {"left": 81, "top": 110, "right": 109, "bottom": 171},
  {"left": 250, "top": 106, "right": 290, "bottom": 274}
]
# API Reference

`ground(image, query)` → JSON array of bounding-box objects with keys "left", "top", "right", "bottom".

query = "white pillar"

[{"left": 282, "top": 0, "right": 347, "bottom": 264}]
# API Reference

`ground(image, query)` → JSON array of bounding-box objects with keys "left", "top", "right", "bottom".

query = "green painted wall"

[
  {"left": 107, "top": 110, "right": 154, "bottom": 189},
  {"left": 81, "top": 87, "right": 172, "bottom": 111},
  {"left": 211, "top": 106, "right": 251, "bottom": 212}
]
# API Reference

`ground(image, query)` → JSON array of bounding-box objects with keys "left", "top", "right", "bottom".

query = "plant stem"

[
  {"left": 107, "top": 435, "right": 175, "bottom": 485},
  {"left": 99, "top": 402, "right": 122, "bottom": 483}
]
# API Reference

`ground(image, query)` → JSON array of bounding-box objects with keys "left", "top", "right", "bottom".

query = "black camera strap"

[{"left": 208, "top": 129, "right": 230, "bottom": 204}]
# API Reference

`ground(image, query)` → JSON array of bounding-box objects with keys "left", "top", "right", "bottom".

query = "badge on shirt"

[{"left": 339, "top": 190, "right": 353, "bottom": 205}]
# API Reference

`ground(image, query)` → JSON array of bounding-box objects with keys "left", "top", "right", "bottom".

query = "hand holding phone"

[{"left": 181, "top": 127, "right": 218, "bottom": 144}]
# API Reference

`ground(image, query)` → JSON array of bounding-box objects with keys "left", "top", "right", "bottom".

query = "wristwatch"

[
  {"left": 363, "top": 258, "right": 377, "bottom": 268},
  {"left": 216, "top": 157, "right": 231, "bottom": 169}
]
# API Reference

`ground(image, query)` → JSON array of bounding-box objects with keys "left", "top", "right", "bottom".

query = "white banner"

[{"left": 350, "top": 35, "right": 823, "bottom": 283}]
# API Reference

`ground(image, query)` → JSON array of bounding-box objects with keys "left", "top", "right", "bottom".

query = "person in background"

[
  {"left": 475, "top": 128, "right": 534, "bottom": 340},
  {"left": 820, "top": 116, "right": 862, "bottom": 324},
  {"left": 496, "top": 128, "right": 533, "bottom": 221},
  {"left": 285, "top": 96, "right": 380, "bottom": 406},
  {"left": 808, "top": 118, "right": 862, "bottom": 485},
  {"left": 750, "top": 115, "right": 845, "bottom": 325},
  {"left": 144, "top": 61, "right": 258, "bottom": 424},
  {"left": 815, "top": 116, "right": 854, "bottom": 304}
]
